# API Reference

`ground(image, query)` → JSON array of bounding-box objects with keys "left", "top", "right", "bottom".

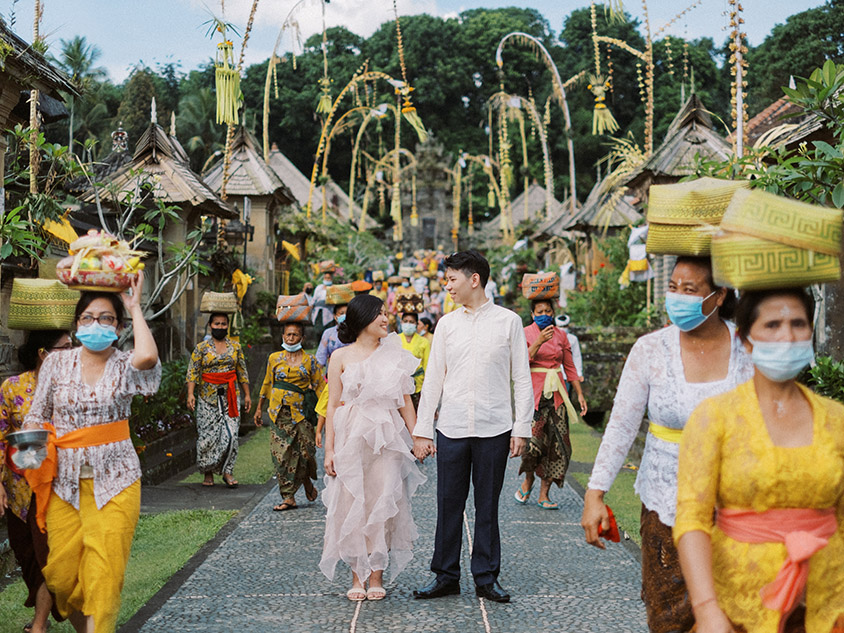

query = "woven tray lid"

[
  {"left": 648, "top": 177, "right": 750, "bottom": 225},
  {"left": 721, "top": 188, "right": 843, "bottom": 256}
]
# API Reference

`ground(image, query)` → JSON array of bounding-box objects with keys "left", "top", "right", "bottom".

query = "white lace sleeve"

[
  {"left": 587, "top": 336, "right": 651, "bottom": 492},
  {"left": 23, "top": 353, "right": 56, "bottom": 429}
]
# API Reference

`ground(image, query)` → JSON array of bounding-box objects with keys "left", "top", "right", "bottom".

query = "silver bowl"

[
  {"left": 6, "top": 429, "right": 49, "bottom": 450},
  {"left": 6, "top": 429, "right": 49, "bottom": 470}
]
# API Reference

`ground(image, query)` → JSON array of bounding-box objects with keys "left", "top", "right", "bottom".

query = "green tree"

[{"left": 116, "top": 68, "right": 158, "bottom": 146}]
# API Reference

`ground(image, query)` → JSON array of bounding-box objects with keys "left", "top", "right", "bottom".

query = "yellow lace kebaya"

[{"left": 674, "top": 380, "right": 844, "bottom": 633}]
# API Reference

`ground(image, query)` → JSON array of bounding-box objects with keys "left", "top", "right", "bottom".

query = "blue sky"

[{"left": 26, "top": 0, "right": 826, "bottom": 82}]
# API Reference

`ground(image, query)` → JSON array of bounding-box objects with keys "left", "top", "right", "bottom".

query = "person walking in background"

[
  {"left": 397, "top": 312, "right": 430, "bottom": 409},
  {"left": 254, "top": 322, "right": 324, "bottom": 512},
  {"left": 417, "top": 317, "right": 435, "bottom": 344},
  {"left": 516, "top": 299, "right": 587, "bottom": 510},
  {"left": 315, "top": 303, "right": 348, "bottom": 368},
  {"left": 580, "top": 257, "right": 753, "bottom": 633},
  {"left": 0, "top": 330, "right": 72, "bottom": 633},
  {"left": 555, "top": 315, "right": 583, "bottom": 383},
  {"left": 413, "top": 249, "right": 533, "bottom": 604},
  {"left": 24, "top": 275, "right": 161, "bottom": 633},
  {"left": 186, "top": 312, "right": 251, "bottom": 489},
  {"left": 311, "top": 263, "right": 336, "bottom": 330},
  {"left": 320, "top": 295, "right": 426, "bottom": 601},
  {"left": 675, "top": 288, "right": 844, "bottom": 633}
]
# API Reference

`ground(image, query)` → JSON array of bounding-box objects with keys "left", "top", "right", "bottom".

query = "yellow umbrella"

[
  {"left": 41, "top": 216, "right": 78, "bottom": 245},
  {"left": 282, "top": 240, "right": 301, "bottom": 261},
  {"left": 232, "top": 269, "right": 253, "bottom": 303}
]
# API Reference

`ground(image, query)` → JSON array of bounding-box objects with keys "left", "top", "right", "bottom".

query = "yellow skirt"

[{"left": 43, "top": 478, "right": 140, "bottom": 633}]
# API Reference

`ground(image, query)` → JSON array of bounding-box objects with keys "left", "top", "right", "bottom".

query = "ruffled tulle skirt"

[{"left": 319, "top": 399, "right": 425, "bottom": 583}]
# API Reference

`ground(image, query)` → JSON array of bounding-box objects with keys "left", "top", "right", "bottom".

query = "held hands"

[
  {"left": 581, "top": 489, "right": 610, "bottom": 550},
  {"left": 412, "top": 437, "right": 436, "bottom": 462},
  {"left": 539, "top": 325, "right": 554, "bottom": 344},
  {"left": 509, "top": 436, "right": 526, "bottom": 458}
]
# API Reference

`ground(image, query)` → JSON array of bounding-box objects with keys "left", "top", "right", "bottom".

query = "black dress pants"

[{"left": 430, "top": 430, "right": 511, "bottom": 586}]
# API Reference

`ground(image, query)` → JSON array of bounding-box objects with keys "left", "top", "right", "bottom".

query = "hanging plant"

[
  {"left": 588, "top": 73, "right": 619, "bottom": 135},
  {"left": 215, "top": 39, "right": 241, "bottom": 125}
]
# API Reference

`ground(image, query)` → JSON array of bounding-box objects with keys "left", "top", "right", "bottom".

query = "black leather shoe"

[
  {"left": 475, "top": 580, "right": 510, "bottom": 603},
  {"left": 413, "top": 577, "right": 460, "bottom": 599}
]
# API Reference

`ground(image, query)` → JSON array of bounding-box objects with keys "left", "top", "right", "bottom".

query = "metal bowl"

[{"left": 5, "top": 429, "right": 49, "bottom": 450}]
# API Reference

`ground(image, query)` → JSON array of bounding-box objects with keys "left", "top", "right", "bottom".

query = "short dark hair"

[
  {"left": 282, "top": 321, "right": 305, "bottom": 336},
  {"left": 419, "top": 317, "right": 434, "bottom": 333},
  {"left": 337, "top": 294, "right": 384, "bottom": 344},
  {"left": 673, "top": 256, "right": 737, "bottom": 320},
  {"left": 530, "top": 299, "right": 555, "bottom": 313},
  {"left": 444, "top": 249, "right": 490, "bottom": 287},
  {"left": 333, "top": 303, "right": 348, "bottom": 313},
  {"left": 401, "top": 312, "right": 418, "bottom": 323},
  {"left": 18, "top": 330, "right": 70, "bottom": 371},
  {"left": 735, "top": 288, "right": 814, "bottom": 343},
  {"left": 75, "top": 292, "right": 125, "bottom": 327}
]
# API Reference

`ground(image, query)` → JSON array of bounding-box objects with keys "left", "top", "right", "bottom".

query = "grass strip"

[
  {"left": 181, "top": 425, "right": 274, "bottom": 485},
  {"left": 0, "top": 509, "right": 235, "bottom": 631}
]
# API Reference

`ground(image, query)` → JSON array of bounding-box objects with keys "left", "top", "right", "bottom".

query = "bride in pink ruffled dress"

[{"left": 320, "top": 294, "right": 428, "bottom": 601}]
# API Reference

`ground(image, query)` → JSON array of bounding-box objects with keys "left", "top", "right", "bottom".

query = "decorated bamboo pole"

[
  {"left": 496, "top": 32, "right": 578, "bottom": 211},
  {"left": 29, "top": 0, "right": 42, "bottom": 196}
]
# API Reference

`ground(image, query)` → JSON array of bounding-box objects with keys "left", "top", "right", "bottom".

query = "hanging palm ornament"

[
  {"left": 393, "top": 0, "right": 428, "bottom": 144},
  {"left": 588, "top": 73, "right": 618, "bottom": 135},
  {"left": 410, "top": 173, "right": 419, "bottom": 227},
  {"left": 206, "top": 15, "right": 242, "bottom": 126},
  {"left": 315, "top": 0, "right": 333, "bottom": 117}
]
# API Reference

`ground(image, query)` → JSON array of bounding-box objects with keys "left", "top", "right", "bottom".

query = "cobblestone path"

[{"left": 133, "top": 454, "right": 647, "bottom": 633}]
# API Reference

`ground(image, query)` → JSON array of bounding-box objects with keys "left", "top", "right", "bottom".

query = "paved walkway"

[{"left": 128, "top": 453, "right": 647, "bottom": 633}]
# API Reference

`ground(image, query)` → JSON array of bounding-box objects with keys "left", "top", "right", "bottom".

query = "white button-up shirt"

[{"left": 415, "top": 299, "right": 533, "bottom": 440}]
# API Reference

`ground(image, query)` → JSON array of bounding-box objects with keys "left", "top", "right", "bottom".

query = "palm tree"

[
  {"left": 51, "top": 36, "right": 108, "bottom": 154},
  {"left": 178, "top": 88, "right": 225, "bottom": 172}
]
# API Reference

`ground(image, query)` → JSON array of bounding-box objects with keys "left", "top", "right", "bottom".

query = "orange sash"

[
  {"left": 202, "top": 370, "right": 239, "bottom": 418},
  {"left": 717, "top": 507, "right": 837, "bottom": 633},
  {"left": 24, "top": 419, "right": 130, "bottom": 532}
]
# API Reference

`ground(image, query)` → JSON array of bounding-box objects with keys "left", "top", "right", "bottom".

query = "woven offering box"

[
  {"left": 276, "top": 293, "right": 308, "bottom": 310},
  {"left": 521, "top": 273, "right": 560, "bottom": 300},
  {"left": 277, "top": 304, "right": 312, "bottom": 323},
  {"left": 396, "top": 293, "right": 424, "bottom": 314},
  {"left": 318, "top": 260, "right": 336, "bottom": 273},
  {"left": 711, "top": 189, "right": 842, "bottom": 290},
  {"left": 326, "top": 284, "right": 354, "bottom": 305},
  {"left": 55, "top": 230, "right": 145, "bottom": 292},
  {"left": 200, "top": 291, "right": 238, "bottom": 314},
  {"left": 646, "top": 178, "right": 750, "bottom": 256},
  {"left": 8, "top": 279, "right": 80, "bottom": 330},
  {"left": 398, "top": 266, "right": 413, "bottom": 278}
]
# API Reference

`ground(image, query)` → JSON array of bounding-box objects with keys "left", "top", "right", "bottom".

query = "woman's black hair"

[
  {"left": 338, "top": 294, "right": 383, "bottom": 344},
  {"left": 401, "top": 312, "right": 418, "bottom": 323},
  {"left": 419, "top": 317, "right": 434, "bottom": 333},
  {"left": 18, "top": 330, "right": 69, "bottom": 372},
  {"left": 734, "top": 288, "right": 814, "bottom": 343},
  {"left": 672, "top": 256, "right": 737, "bottom": 321},
  {"left": 333, "top": 303, "right": 348, "bottom": 313},
  {"left": 74, "top": 292, "right": 125, "bottom": 326},
  {"left": 208, "top": 312, "right": 230, "bottom": 326},
  {"left": 530, "top": 299, "right": 555, "bottom": 313}
]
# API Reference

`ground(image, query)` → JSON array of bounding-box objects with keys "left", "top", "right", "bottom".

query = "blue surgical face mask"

[
  {"left": 335, "top": 314, "right": 346, "bottom": 324},
  {"left": 533, "top": 314, "right": 554, "bottom": 330},
  {"left": 402, "top": 281, "right": 410, "bottom": 288},
  {"left": 748, "top": 336, "right": 814, "bottom": 382},
  {"left": 76, "top": 322, "right": 118, "bottom": 352},
  {"left": 282, "top": 342, "right": 303, "bottom": 353},
  {"left": 401, "top": 322, "right": 417, "bottom": 336},
  {"left": 665, "top": 291, "right": 716, "bottom": 332},
  {"left": 324, "top": 280, "right": 333, "bottom": 286}
]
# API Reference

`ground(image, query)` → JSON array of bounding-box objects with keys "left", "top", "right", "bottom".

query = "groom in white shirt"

[{"left": 412, "top": 250, "right": 533, "bottom": 603}]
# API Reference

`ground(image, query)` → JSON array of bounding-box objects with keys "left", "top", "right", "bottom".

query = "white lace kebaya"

[
  {"left": 24, "top": 347, "right": 161, "bottom": 511},
  {"left": 587, "top": 321, "right": 753, "bottom": 526}
]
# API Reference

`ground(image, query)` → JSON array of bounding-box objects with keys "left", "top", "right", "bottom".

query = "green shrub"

[
  {"left": 131, "top": 357, "right": 192, "bottom": 448},
  {"left": 802, "top": 356, "right": 844, "bottom": 403}
]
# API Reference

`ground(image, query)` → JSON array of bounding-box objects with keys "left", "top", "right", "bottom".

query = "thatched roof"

[
  {"left": 479, "top": 183, "right": 575, "bottom": 240},
  {"left": 204, "top": 128, "right": 295, "bottom": 205},
  {"left": 0, "top": 21, "right": 77, "bottom": 97},
  {"left": 266, "top": 143, "right": 361, "bottom": 222},
  {"left": 626, "top": 94, "right": 731, "bottom": 190},
  {"left": 76, "top": 120, "right": 235, "bottom": 219},
  {"left": 536, "top": 178, "right": 641, "bottom": 237}
]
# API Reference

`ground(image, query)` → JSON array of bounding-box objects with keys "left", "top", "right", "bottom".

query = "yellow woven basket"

[
  {"left": 8, "top": 279, "right": 80, "bottom": 330},
  {"left": 712, "top": 189, "right": 843, "bottom": 289},
  {"left": 646, "top": 178, "right": 750, "bottom": 256}
]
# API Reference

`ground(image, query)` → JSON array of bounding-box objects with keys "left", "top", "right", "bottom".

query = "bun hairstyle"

[
  {"left": 338, "top": 294, "right": 384, "bottom": 344},
  {"left": 18, "top": 330, "right": 69, "bottom": 371}
]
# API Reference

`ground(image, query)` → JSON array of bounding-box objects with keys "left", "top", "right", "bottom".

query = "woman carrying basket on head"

[{"left": 186, "top": 303, "right": 251, "bottom": 489}]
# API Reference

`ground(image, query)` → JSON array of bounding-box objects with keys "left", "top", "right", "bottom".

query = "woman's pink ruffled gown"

[{"left": 319, "top": 334, "right": 426, "bottom": 583}]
